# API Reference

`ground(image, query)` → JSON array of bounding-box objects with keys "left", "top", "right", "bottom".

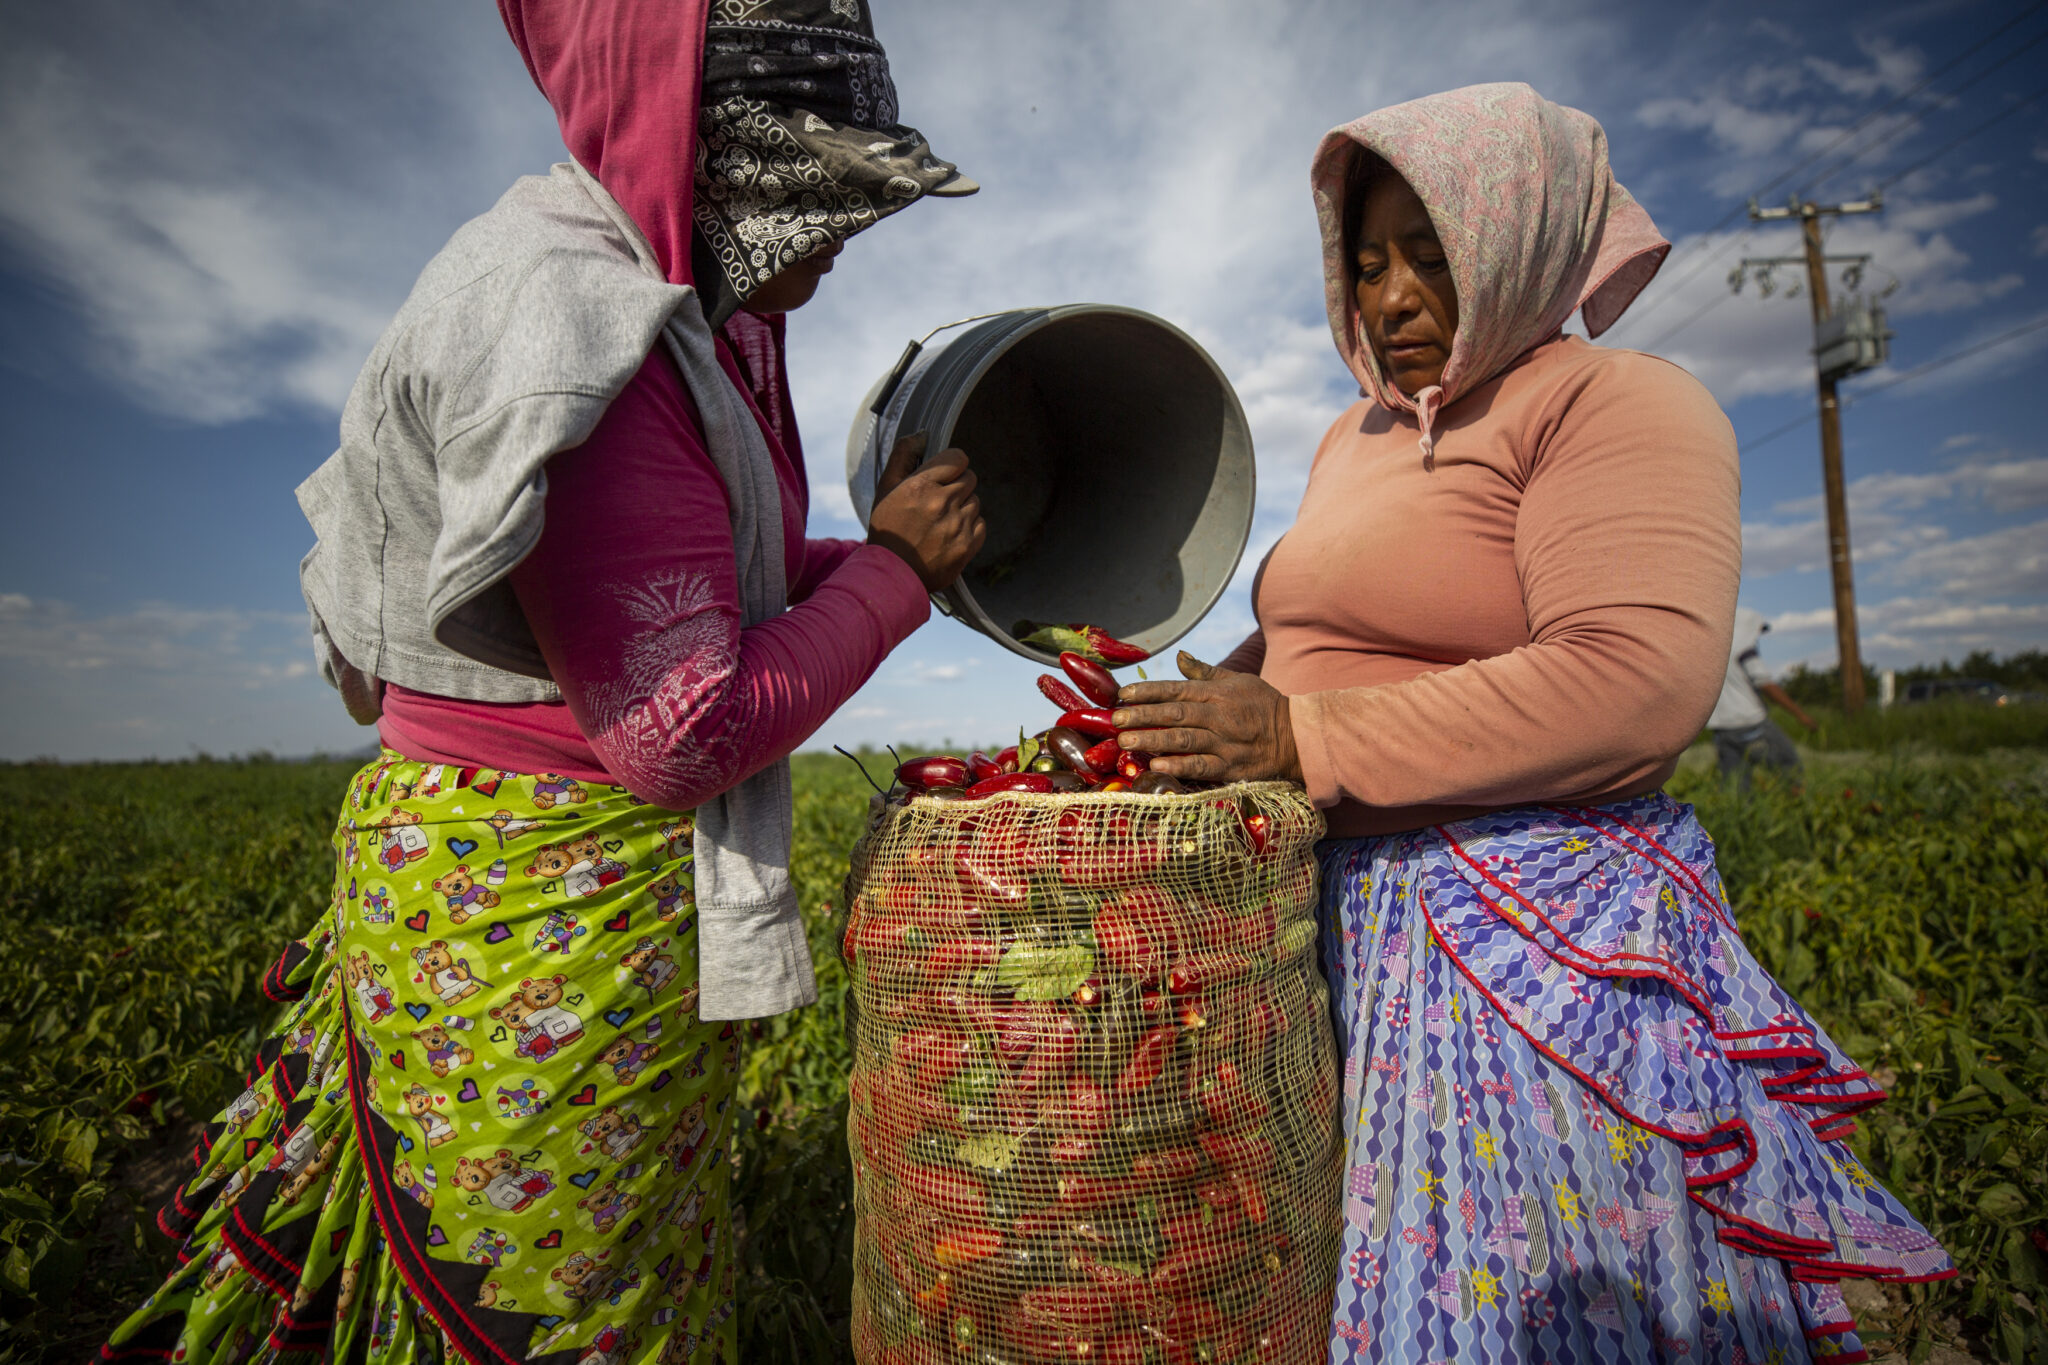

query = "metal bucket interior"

[{"left": 846, "top": 305, "right": 1254, "bottom": 667}]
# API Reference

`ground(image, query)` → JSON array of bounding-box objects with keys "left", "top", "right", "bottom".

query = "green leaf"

[
  {"left": 1976, "top": 1181, "right": 2027, "bottom": 1222},
  {"left": 60, "top": 1124, "right": 99, "bottom": 1177},
  {"left": 1016, "top": 728, "right": 1039, "bottom": 774},
  {"left": 2, "top": 1243, "right": 32, "bottom": 1295},
  {"left": 1017, "top": 625, "right": 1097, "bottom": 660},
  {"left": 0, "top": 1186, "right": 54, "bottom": 1224},
  {"left": 1277, "top": 919, "right": 1317, "bottom": 957},
  {"left": 997, "top": 942, "right": 1095, "bottom": 1002},
  {"left": 941, "top": 1067, "right": 1000, "bottom": 1108},
  {"left": 954, "top": 1132, "right": 1020, "bottom": 1174}
]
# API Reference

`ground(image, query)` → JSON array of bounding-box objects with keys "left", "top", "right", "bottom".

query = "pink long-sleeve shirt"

[
  {"left": 1243, "top": 335, "right": 1741, "bottom": 838},
  {"left": 378, "top": 317, "right": 929, "bottom": 808}
]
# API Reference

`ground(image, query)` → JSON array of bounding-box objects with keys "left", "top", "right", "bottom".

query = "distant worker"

[{"left": 1709, "top": 606, "right": 1816, "bottom": 786}]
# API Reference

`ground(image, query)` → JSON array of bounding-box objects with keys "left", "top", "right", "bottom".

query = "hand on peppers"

[
  {"left": 867, "top": 430, "right": 986, "bottom": 592},
  {"left": 1111, "top": 651, "right": 1303, "bottom": 785}
]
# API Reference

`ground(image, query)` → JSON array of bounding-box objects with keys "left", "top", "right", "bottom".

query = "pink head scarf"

[
  {"left": 498, "top": 0, "right": 710, "bottom": 287},
  {"left": 1311, "top": 83, "right": 1670, "bottom": 459}
]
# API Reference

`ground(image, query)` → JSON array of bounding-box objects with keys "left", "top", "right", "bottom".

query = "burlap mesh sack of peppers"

[{"left": 839, "top": 781, "right": 1343, "bottom": 1364}]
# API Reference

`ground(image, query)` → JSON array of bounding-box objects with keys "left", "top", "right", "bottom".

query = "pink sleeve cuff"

[
  {"left": 831, "top": 542, "right": 932, "bottom": 644},
  {"left": 1289, "top": 691, "right": 1345, "bottom": 810}
]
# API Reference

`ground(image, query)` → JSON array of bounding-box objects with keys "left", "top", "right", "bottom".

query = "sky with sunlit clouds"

[{"left": 2, "top": 0, "right": 2045, "bottom": 761}]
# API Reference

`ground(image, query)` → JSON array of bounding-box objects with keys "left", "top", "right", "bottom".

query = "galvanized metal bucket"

[{"left": 845, "top": 304, "right": 1255, "bottom": 667}]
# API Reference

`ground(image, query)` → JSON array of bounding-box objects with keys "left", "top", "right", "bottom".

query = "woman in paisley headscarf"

[
  {"left": 1114, "top": 84, "right": 1952, "bottom": 1363},
  {"left": 102, "top": 2, "right": 979, "bottom": 1362}
]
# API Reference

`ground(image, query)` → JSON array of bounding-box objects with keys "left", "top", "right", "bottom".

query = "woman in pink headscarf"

[
  {"left": 102, "top": 3, "right": 980, "bottom": 1362},
  {"left": 1115, "top": 85, "right": 1951, "bottom": 1362}
]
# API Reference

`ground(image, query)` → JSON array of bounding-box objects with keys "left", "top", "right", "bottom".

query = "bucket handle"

[{"left": 865, "top": 307, "right": 1037, "bottom": 626}]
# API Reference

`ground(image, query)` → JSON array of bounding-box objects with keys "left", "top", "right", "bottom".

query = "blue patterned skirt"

[{"left": 1317, "top": 795, "right": 1951, "bottom": 1364}]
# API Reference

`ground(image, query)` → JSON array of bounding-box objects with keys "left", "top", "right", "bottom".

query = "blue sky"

[{"left": 2, "top": 0, "right": 2044, "bottom": 761}]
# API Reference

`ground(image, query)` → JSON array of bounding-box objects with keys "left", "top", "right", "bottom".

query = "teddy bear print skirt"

[{"left": 100, "top": 753, "right": 739, "bottom": 1365}]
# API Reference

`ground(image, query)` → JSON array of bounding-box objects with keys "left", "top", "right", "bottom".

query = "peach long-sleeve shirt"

[{"left": 1240, "top": 334, "right": 1740, "bottom": 838}]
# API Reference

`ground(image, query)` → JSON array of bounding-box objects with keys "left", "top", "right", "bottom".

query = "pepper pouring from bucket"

[{"left": 847, "top": 304, "right": 1255, "bottom": 667}]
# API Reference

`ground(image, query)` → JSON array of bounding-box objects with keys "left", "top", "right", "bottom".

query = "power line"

[
  {"left": 1804, "top": 24, "right": 2048, "bottom": 194},
  {"left": 1606, "top": 2, "right": 2048, "bottom": 343},
  {"left": 1854, "top": 313, "right": 2048, "bottom": 396},
  {"left": 1736, "top": 314, "right": 2048, "bottom": 452},
  {"left": 1637, "top": 70, "right": 2048, "bottom": 354},
  {"left": 1874, "top": 80, "right": 2048, "bottom": 190}
]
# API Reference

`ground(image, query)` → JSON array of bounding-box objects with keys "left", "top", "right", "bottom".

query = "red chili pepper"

[
  {"left": 1094, "top": 902, "right": 1168, "bottom": 980},
  {"left": 953, "top": 840, "right": 1030, "bottom": 904},
  {"left": 1234, "top": 1175, "right": 1270, "bottom": 1224},
  {"left": 1059, "top": 651, "right": 1121, "bottom": 708},
  {"left": 923, "top": 935, "right": 998, "bottom": 981},
  {"left": 1057, "top": 1076, "right": 1111, "bottom": 1135},
  {"left": 1055, "top": 1173, "right": 1127, "bottom": 1209},
  {"left": 1016, "top": 1014, "right": 1080, "bottom": 1095},
  {"left": 895, "top": 755, "right": 968, "bottom": 790},
  {"left": 1070, "top": 625, "right": 1151, "bottom": 664},
  {"left": 1098, "top": 778, "right": 1132, "bottom": 792},
  {"left": 1242, "top": 811, "right": 1273, "bottom": 855},
  {"left": 1096, "top": 1335, "right": 1150, "bottom": 1365},
  {"left": 1080, "top": 736, "right": 1122, "bottom": 772},
  {"left": 892, "top": 1027, "right": 973, "bottom": 1089},
  {"left": 1129, "top": 1144, "right": 1203, "bottom": 1188},
  {"left": 1050, "top": 1134, "right": 1097, "bottom": 1163},
  {"left": 1058, "top": 708, "right": 1119, "bottom": 739},
  {"left": 963, "top": 772, "right": 1053, "bottom": 798},
  {"left": 1166, "top": 950, "right": 1249, "bottom": 996},
  {"left": 897, "top": 1162, "right": 988, "bottom": 1222},
  {"left": 932, "top": 1220, "right": 1002, "bottom": 1268},
  {"left": 993, "top": 744, "right": 1020, "bottom": 775},
  {"left": 1150, "top": 1237, "right": 1242, "bottom": 1296},
  {"left": 1078, "top": 1254, "right": 1160, "bottom": 1320},
  {"left": 1117, "top": 1022, "right": 1177, "bottom": 1093},
  {"left": 965, "top": 750, "right": 1000, "bottom": 782},
  {"left": 1163, "top": 1206, "right": 1241, "bottom": 1253},
  {"left": 1197, "top": 1128, "right": 1277, "bottom": 1178},
  {"left": 1193, "top": 1060, "right": 1272, "bottom": 1133},
  {"left": 1036, "top": 674, "right": 1091, "bottom": 712},
  {"left": 1019, "top": 1284, "right": 1118, "bottom": 1336},
  {"left": 1116, "top": 748, "right": 1151, "bottom": 781}
]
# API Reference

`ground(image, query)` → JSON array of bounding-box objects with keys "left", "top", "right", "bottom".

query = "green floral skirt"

[{"left": 101, "top": 755, "right": 739, "bottom": 1365}]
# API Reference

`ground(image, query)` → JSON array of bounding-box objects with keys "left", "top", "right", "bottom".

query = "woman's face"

[
  {"left": 745, "top": 240, "right": 843, "bottom": 314},
  {"left": 1353, "top": 172, "right": 1458, "bottom": 396}
]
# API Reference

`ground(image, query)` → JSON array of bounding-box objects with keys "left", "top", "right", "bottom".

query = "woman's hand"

[
  {"left": 1112, "top": 651, "right": 1303, "bottom": 784},
  {"left": 867, "top": 431, "right": 986, "bottom": 591}
]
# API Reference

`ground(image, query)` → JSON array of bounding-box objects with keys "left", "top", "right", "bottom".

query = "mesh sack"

[{"left": 839, "top": 782, "right": 1341, "bottom": 1364}]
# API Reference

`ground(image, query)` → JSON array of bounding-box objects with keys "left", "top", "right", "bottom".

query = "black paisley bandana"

[{"left": 692, "top": 0, "right": 974, "bottom": 325}]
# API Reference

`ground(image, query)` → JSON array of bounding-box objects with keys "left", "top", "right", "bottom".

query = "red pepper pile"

[
  {"left": 841, "top": 782, "right": 1341, "bottom": 1364},
  {"left": 889, "top": 650, "right": 1217, "bottom": 803}
]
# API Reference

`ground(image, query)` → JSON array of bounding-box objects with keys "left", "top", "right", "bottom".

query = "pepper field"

[{"left": 0, "top": 714, "right": 2041, "bottom": 1363}]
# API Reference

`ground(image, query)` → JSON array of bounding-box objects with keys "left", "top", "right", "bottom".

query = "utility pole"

[{"left": 1745, "top": 192, "right": 1886, "bottom": 714}]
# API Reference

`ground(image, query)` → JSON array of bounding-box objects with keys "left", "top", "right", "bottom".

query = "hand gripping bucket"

[{"left": 846, "top": 306, "right": 1255, "bottom": 665}]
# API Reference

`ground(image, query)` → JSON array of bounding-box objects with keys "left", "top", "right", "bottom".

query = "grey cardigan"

[{"left": 297, "top": 162, "right": 814, "bottom": 1021}]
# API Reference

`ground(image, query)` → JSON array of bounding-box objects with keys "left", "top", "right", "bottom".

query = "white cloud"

[
  {"left": 1892, "top": 519, "right": 2048, "bottom": 598},
  {"left": 1598, "top": 200, "right": 2028, "bottom": 405},
  {"left": 1638, "top": 95, "right": 1804, "bottom": 159},
  {"left": 0, "top": 592, "right": 365, "bottom": 760},
  {"left": 1767, "top": 596, "right": 2048, "bottom": 670},
  {"left": 1804, "top": 38, "right": 1923, "bottom": 101},
  {"left": 0, "top": 4, "right": 555, "bottom": 422}
]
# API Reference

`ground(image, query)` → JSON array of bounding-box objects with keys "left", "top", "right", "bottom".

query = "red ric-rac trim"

[
  {"left": 1414, "top": 857, "right": 1948, "bottom": 1289},
  {"left": 1545, "top": 803, "right": 1736, "bottom": 930},
  {"left": 1436, "top": 825, "right": 1889, "bottom": 1120},
  {"left": 345, "top": 1001, "right": 532, "bottom": 1365}
]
